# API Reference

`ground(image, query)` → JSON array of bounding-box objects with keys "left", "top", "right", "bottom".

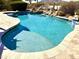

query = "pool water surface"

[{"left": 2, "top": 13, "right": 73, "bottom": 52}]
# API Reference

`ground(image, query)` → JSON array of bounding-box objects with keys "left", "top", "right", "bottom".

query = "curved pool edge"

[
  {"left": 0, "top": 12, "right": 20, "bottom": 58},
  {"left": 0, "top": 12, "right": 20, "bottom": 43},
  {"left": 1, "top": 12, "right": 79, "bottom": 59},
  {"left": 1, "top": 29, "right": 76, "bottom": 59},
  {"left": 0, "top": 12, "right": 20, "bottom": 30}
]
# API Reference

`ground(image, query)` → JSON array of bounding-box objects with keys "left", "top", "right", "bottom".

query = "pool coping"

[
  {"left": 1, "top": 11, "right": 79, "bottom": 59},
  {"left": 0, "top": 11, "right": 20, "bottom": 58}
]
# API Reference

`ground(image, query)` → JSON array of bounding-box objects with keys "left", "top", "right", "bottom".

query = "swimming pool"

[{"left": 2, "top": 12, "right": 73, "bottom": 52}]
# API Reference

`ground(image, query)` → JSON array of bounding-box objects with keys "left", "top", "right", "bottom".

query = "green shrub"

[
  {"left": 0, "top": 0, "right": 2, "bottom": 3},
  {"left": 10, "top": 1, "right": 27, "bottom": 11},
  {"left": 0, "top": 1, "right": 5, "bottom": 11},
  {"left": 0, "top": 4, "right": 5, "bottom": 11}
]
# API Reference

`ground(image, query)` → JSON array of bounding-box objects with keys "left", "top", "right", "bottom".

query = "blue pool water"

[{"left": 2, "top": 13, "right": 73, "bottom": 52}]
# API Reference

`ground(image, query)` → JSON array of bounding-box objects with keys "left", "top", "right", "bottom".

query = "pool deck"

[
  {"left": 0, "top": 12, "right": 79, "bottom": 59},
  {"left": 0, "top": 12, "right": 20, "bottom": 59}
]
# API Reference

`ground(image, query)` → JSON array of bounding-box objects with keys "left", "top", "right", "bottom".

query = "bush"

[
  {"left": 10, "top": 1, "right": 27, "bottom": 11},
  {"left": 57, "top": 11, "right": 65, "bottom": 16},
  {"left": 27, "top": 2, "right": 44, "bottom": 9},
  {"left": 75, "top": 9, "right": 79, "bottom": 15},
  {"left": 0, "top": 3, "right": 5, "bottom": 11},
  {"left": 60, "top": 2, "right": 76, "bottom": 16}
]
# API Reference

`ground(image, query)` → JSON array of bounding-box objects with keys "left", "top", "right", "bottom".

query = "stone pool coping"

[
  {"left": 0, "top": 12, "right": 20, "bottom": 30},
  {"left": 0, "top": 12, "right": 20, "bottom": 59},
  {"left": 0, "top": 11, "right": 79, "bottom": 59}
]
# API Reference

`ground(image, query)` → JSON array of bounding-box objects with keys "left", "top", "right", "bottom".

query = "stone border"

[{"left": 1, "top": 12, "right": 79, "bottom": 59}]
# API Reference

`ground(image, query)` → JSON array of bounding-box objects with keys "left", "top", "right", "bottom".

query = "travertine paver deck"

[
  {"left": 0, "top": 12, "right": 20, "bottom": 59},
  {"left": 0, "top": 12, "right": 79, "bottom": 59},
  {"left": 0, "top": 12, "right": 20, "bottom": 30}
]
